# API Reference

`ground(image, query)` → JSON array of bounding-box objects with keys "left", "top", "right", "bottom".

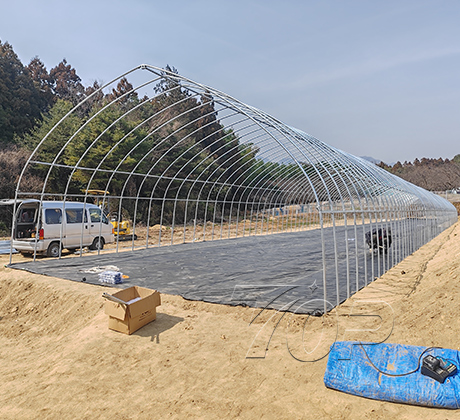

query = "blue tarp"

[{"left": 324, "top": 341, "right": 460, "bottom": 408}]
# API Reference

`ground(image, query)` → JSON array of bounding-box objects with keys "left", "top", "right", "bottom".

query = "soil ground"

[{"left": 1, "top": 219, "right": 460, "bottom": 419}]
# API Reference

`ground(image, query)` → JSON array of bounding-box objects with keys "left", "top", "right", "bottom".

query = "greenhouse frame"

[{"left": 10, "top": 64, "right": 458, "bottom": 312}]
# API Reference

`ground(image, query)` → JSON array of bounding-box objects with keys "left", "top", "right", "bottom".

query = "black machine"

[
  {"left": 421, "top": 355, "right": 457, "bottom": 383},
  {"left": 365, "top": 227, "right": 392, "bottom": 252}
]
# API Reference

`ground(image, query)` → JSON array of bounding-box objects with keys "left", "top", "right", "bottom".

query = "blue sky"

[{"left": 1, "top": 0, "right": 459, "bottom": 164}]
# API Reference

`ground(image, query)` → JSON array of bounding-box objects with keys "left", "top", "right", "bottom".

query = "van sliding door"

[{"left": 65, "top": 208, "right": 91, "bottom": 248}]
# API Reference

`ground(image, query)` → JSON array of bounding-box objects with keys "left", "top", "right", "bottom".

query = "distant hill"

[{"left": 378, "top": 156, "right": 460, "bottom": 192}]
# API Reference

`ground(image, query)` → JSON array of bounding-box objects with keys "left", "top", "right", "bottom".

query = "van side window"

[
  {"left": 45, "top": 209, "right": 62, "bottom": 224},
  {"left": 89, "top": 208, "right": 109, "bottom": 224},
  {"left": 66, "top": 209, "right": 87, "bottom": 224},
  {"left": 89, "top": 208, "right": 101, "bottom": 223}
]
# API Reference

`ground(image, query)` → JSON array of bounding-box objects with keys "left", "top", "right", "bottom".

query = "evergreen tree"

[
  {"left": 49, "top": 59, "right": 85, "bottom": 104},
  {"left": 0, "top": 40, "right": 45, "bottom": 145},
  {"left": 26, "top": 56, "right": 55, "bottom": 112},
  {"left": 20, "top": 99, "right": 82, "bottom": 193}
]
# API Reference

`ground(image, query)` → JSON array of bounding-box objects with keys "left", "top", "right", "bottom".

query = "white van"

[{"left": 13, "top": 200, "right": 114, "bottom": 257}]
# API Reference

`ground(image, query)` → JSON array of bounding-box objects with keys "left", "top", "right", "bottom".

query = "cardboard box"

[{"left": 104, "top": 286, "right": 161, "bottom": 335}]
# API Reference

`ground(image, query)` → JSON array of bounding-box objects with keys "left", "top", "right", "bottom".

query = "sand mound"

[{"left": 1, "top": 219, "right": 459, "bottom": 419}]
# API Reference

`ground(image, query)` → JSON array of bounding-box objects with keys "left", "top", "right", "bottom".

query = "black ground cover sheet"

[{"left": 7, "top": 222, "right": 408, "bottom": 314}]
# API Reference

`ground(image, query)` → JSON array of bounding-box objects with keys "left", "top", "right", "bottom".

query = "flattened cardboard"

[{"left": 104, "top": 286, "right": 161, "bottom": 335}]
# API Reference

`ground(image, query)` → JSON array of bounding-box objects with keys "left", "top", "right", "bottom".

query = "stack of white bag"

[{"left": 98, "top": 270, "right": 123, "bottom": 284}]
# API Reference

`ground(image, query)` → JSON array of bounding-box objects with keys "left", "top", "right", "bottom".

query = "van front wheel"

[
  {"left": 89, "top": 237, "right": 104, "bottom": 251},
  {"left": 47, "top": 242, "right": 61, "bottom": 257}
]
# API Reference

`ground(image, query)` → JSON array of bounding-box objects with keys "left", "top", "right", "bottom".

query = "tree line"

[
  {"left": 1, "top": 39, "right": 458, "bottom": 234},
  {"left": 0, "top": 40, "right": 289, "bottom": 231},
  {"left": 377, "top": 156, "right": 460, "bottom": 192}
]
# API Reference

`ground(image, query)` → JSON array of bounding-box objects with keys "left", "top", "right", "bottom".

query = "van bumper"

[{"left": 12, "top": 239, "right": 46, "bottom": 253}]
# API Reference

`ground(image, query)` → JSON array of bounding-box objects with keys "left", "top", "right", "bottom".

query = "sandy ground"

[{"left": 1, "top": 219, "right": 460, "bottom": 419}]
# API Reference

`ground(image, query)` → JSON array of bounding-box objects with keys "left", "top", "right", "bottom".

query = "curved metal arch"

[{"left": 12, "top": 64, "right": 458, "bottom": 313}]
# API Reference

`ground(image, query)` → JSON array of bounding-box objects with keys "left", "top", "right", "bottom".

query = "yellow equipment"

[
  {"left": 84, "top": 190, "right": 137, "bottom": 241},
  {"left": 109, "top": 210, "right": 137, "bottom": 241},
  {"left": 85, "top": 190, "right": 110, "bottom": 210}
]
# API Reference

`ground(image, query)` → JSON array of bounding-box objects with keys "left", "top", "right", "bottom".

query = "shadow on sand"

[{"left": 134, "top": 312, "right": 184, "bottom": 343}]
